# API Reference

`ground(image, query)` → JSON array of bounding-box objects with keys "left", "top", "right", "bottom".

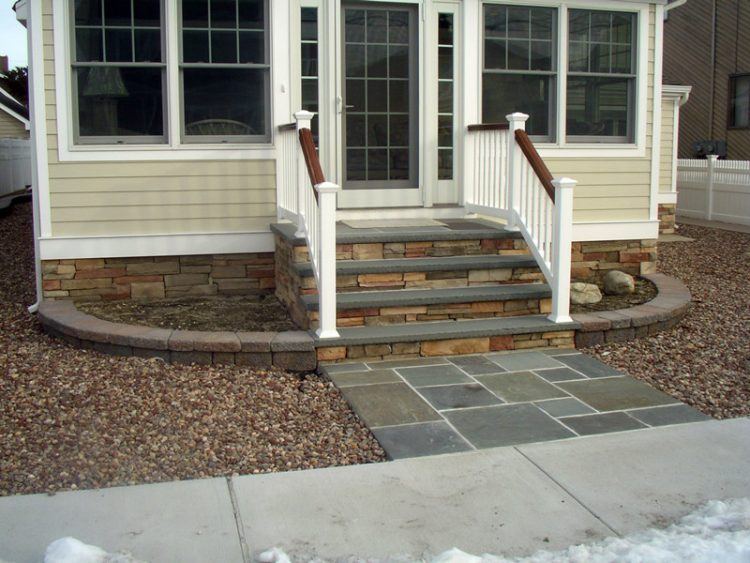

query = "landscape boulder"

[
  {"left": 570, "top": 282, "right": 602, "bottom": 305},
  {"left": 604, "top": 270, "right": 636, "bottom": 295}
]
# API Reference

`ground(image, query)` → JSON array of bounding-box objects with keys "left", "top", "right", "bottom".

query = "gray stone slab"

[
  {"left": 444, "top": 404, "right": 574, "bottom": 448},
  {"left": 418, "top": 383, "right": 504, "bottom": 411},
  {"left": 328, "top": 369, "right": 401, "bottom": 388},
  {"left": 0, "top": 478, "right": 243, "bottom": 563},
  {"left": 341, "top": 383, "right": 442, "bottom": 428},
  {"left": 557, "top": 354, "right": 626, "bottom": 378},
  {"left": 366, "top": 357, "right": 449, "bottom": 369},
  {"left": 397, "top": 364, "right": 474, "bottom": 387},
  {"left": 535, "top": 398, "right": 597, "bottom": 418},
  {"left": 476, "top": 372, "right": 569, "bottom": 402},
  {"left": 558, "top": 377, "right": 679, "bottom": 412},
  {"left": 560, "top": 412, "right": 647, "bottom": 436},
  {"left": 534, "top": 367, "right": 589, "bottom": 382},
  {"left": 517, "top": 418, "right": 750, "bottom": 535},
  {"left": 329, "top": 316, "right": 580, "bottom": 347},
  {"left": 231, "top": 448, "right": 612, "bottom": 560},
  {"left": 449, "top": 356, "right": 508, "bottom": 376},
  {"left": 488, "top": 351, "right": 565, "bottom": 372},
  {"left": 627, "top": 404, "right": 711, "bottom": 426},
  {"left": 543, "top": 349, "right": 582, "bottom": 357},
  {"left": 372, "top": 421, "right": 473, "bottom": 459},
  {"left": 320, "top": 362, "right": 370, "bottom": 374}
]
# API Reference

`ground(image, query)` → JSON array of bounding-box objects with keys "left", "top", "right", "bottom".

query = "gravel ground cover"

[
  {"left": 588, "top": 224, "right": 750, "bottom": 419},
  {"left": 78, "top": 294, "right": 298, "bottom": 332},
  {"left": 0, "top": 202, "right": 384, "bottom": 497}
]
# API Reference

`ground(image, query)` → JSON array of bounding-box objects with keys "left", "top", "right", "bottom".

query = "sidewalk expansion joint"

[{"left": 227, "top": 477, "right": 252, "bottom": 563}]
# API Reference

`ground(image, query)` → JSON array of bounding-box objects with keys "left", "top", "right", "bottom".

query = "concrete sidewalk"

[{"left": 1, "top": 418, "right": 749, "bottom": 562}]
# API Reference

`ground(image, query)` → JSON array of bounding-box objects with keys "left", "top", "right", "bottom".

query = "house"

[
  {"left": 663, "top": 0, "right": 750, "bottom": 159},
  {"left": 0, "top": 86, "right": 29, "bottom": 140},
  {"left": 16, "top": 0, "right": 691, "bottom": 360}
]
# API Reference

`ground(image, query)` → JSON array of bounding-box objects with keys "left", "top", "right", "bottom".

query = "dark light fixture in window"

[{"left": 729, "top": 74, "right": 750, "bottom": 129}]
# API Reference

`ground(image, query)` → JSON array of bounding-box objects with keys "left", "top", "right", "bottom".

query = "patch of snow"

[
  {"left": 44, "top": 537, "right": 143, "bottom": 563},
  {"left": 260, "top": 498, "right": 750, "bottom": 563}
]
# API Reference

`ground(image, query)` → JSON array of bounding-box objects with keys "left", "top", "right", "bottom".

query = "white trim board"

[
  {"left": 39, "top": 231, "right": 275, "bottom": 261},
  {"left": 572, "top": 220, "right": 659, "bottom": 241},
  {"left": 656, "top": 192, "right": 677, "bottom": 204}
]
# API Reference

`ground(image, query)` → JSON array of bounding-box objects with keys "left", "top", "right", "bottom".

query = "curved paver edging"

[
  {"left": 37, "top": 300, "right": 316, "bottom": 371},
  {"left": 571, "top": 273, "right": 692, "bottom": 347},
  {"left": 38, "top": 273, "right": 691, "bottom": 367}
]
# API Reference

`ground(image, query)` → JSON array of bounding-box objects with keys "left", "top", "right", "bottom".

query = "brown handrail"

[
  {"left": 514, "top": 129, "right": 556, "bottom": 202},
  {"left": 298, "top": 128, "right": 325, "bottom": 200},
  {"left": 467, "top": 123, "right": 510, "bottom": 132},
  {"left": 278, "top": 122, "right": 297, "bottom": 132}
]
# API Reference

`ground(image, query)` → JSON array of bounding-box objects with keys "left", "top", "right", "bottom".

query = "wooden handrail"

[
  {"left": 298, "top": 128, "right": 325, "bottom": 200},
  {"left": 467, "top": 123, "right": 510, "bottom": 132},
  {"left": 278, "top": 122, "right": 297, "bottom": 132},
  {"left": 514, "top": 129, "right": 556, "bottom": 202}
]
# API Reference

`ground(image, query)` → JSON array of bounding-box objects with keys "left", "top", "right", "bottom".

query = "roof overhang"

[
  {"left": 14, "top": 0, "right": 28, "bottom": 27},
  {"left": 662, "top": 84, "right": 692, "bottom": 106}
]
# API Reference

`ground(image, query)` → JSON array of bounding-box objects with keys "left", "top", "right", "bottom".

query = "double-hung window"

[
  {"left": 567, "top": 9, "right": 636, "bottom": 142},
  {"left": 71, "top": 0, "right": 166, "bottom": 143},
  {"left": 180, "top": 0, "right": 270, "bottom": 142},
  {"left": 482, "top": 5, "right": 557, "bottom": 140}
]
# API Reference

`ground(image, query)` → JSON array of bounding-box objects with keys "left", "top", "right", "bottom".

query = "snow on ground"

[
  {"left": 260, "top": 498, "right": 750, "bottom": 563},
  {"left": 43, "top": 537, "right": 143, "bottom": 563}
]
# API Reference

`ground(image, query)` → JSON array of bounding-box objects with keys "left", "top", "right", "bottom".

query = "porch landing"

[{"left": 320, "top": 350, "right": 710, "bottom": 460}]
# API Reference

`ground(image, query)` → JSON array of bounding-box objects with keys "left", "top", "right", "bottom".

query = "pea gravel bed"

[
  {"left": 0, "top": 202, "right": 385, "bottom": 497},
  {"left": 588, "top": 223, "right": 750, "bottom": 419}
]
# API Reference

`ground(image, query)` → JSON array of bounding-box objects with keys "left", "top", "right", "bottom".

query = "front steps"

[{"left": 273, "top": 218, "right": 579, "bottom": 362}]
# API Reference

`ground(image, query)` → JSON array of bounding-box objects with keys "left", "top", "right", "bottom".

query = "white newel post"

[
  {"left": 294, "top": 110, "right": 315, "bottom": 237},
  {"left": 549, "top": 177, "right": 577, "bottom": 324},
  {"left": 706, "top": 154, "right": 718, "bottom": 221},
  {"left": 315, "top": 181, "right": 341, "bottom": 339},
  {"left": 505, "top": 112, "right": 529, "bottom": 229}
]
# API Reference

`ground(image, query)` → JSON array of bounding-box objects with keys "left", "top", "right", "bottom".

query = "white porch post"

[
  {"left": 315, "top": 181, "right": 341, "bottom": 340},
  {"left": 505, "top": 112, "right": 529, "bottom": 229},
  {"left": 294, "top": 110, "right": 315, "bottom": 238},
  {"left": 548, "top": 177, "right": 577, "bottom": 324}
]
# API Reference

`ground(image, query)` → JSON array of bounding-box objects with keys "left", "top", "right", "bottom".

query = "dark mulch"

[
  {"left": 78, "top": 294, "right": 299, "bottom": 332},
  {"left": 0, "top": 202, "right": 385, "bottom": 497}
]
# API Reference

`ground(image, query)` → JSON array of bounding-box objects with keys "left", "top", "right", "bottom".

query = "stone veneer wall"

[
  {"left": 658, "top": 204, "right": 677, "bottom": 234},
  {"left": 570, "top": 239, "right": 657, "bottom": 282},
  {"left": 41, "top": 254, "right": 276, "bottom": 301}
]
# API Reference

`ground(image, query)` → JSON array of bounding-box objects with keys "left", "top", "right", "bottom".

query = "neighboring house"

[
  {"left": 0, "top": 86, "right": 29, "bottom": 139},
  {"left": 15, "top": 0, "right": 690, "bottom": 351},
  {"left": 663, "top": 0, "right": 750, "bottom": 159}
]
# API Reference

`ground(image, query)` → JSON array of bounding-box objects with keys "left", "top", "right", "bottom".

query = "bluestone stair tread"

[
  {"left": 271, "top": 221, "right": 522, "bottom": 245},
  {"left": 315, "top": 315, "right": 580, "bottom": 346},
  {"left": 295, "top": 254, "right": 539, "bottom": 277},
  {"left": 302, "top": 283, "right": 551, "bottom": 311}
]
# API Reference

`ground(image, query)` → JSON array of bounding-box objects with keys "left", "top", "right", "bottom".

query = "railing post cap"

[
  {"left": 552, "top": 177, "right": 578, "bottom": 188},
  {"left": 294, "top": 110, "right": 315, "bottom": 121},
  {"left": 505, "top": 112, "right": 530, "bottom": 122},
  {"left": 315, "top": 181, "right": 341, "bottom": 194},
  {"left": 706, "top": 154, "right": 719, "bottom": 160}
]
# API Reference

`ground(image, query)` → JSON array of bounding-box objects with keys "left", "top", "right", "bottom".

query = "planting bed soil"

[
  {"left": 570, "top": 277, "right": 657, "bottom": 314},
  {"left": 0, "top": 202, "right": 385, "bottom": 497},
  {"left": 78, "top": 294, "right": 299, "bottom": 332}
]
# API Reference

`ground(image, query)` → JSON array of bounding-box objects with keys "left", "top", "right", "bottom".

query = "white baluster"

[{"left": 295, "top": 111, "right": 314, "bottom": 238}]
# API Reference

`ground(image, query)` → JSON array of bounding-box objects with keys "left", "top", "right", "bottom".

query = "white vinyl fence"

[
  {"left": 677, "top": 156, "right": 750, "bottom": 226},
  {"left": 0, "top": 138, "right": 32, "bottom": 201}
]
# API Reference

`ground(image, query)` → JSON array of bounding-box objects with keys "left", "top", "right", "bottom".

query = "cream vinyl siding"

[
  {"left": 547, "top": 6, "right": 656, "bottom": 224},
  {"left": 660, "top": 96, "right": 676, "bottom": 193},
  {"left": 0, "top": 111, "right": 28, "bottom": 138},
  {"left": 41, "top": 0, "right": 276, "bottom": 238}
]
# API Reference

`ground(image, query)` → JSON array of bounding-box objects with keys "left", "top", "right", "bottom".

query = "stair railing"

[
  {"left": 466, "top": 112, "right": 576, "bottom": 323},
  {"left": 278, "top": 111, "right": 340, "bottom": 339}
]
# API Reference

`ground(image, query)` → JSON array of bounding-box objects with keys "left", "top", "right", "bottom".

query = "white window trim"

[
  {"left": 52, "top": 0, "right": 291, "bottom": 162},
  {"left": 477, "top": 0, "right": 650, "bottom": 159}
]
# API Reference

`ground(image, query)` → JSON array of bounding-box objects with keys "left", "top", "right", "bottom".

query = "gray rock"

[
  {"left": 604, "top": 270, "right": 635, "bottom": 295},
  {"left": 570, "top": 283, "right": 602, "bottom": 305}
]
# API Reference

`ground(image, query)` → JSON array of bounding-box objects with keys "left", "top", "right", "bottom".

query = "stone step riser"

[
  {"left": 308, "top": 297, "right": 551, "bottom": 329},
  {"left": 299, "top": 268, "right": 545, "bottom": 294},
  {"left": 291, "top": 239, "right": 530, "bottom": 263},
  {"left": 316, "top": 331, "right": 577, "bottom": 363}
]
